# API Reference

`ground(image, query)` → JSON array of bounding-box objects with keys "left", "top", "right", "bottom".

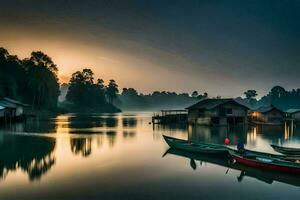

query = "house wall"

[
  {"left": 220, "top": 103, "right": 248, "bottom": 117},
  {"left": 187, "top": 109, "right": 199, "bottom": 124},
  {"left": 16, "top": 106, "right": 23, "bottom": 117},
  {"left": 187, "top": 102, "right": 248, "bottom": 125},
  {"left": 196, "top": 117, "right": 211, "bottom": 125},
  {"left": 263, "top": 110, "right": 283, "bottom": 123},
  {"left": 0, "top": 109, "right": 4, "bottom": 117},
  {"left": 291, "top": 112, "right": 300, "bottom": 123}
]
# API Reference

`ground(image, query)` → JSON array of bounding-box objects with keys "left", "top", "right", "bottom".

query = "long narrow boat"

[
  {"left": 270, "top": 144, "right": 300, "bottom": 155},
  {"left": 163, "top": 135, "right": 228, "bottom": 154},
  {"left": 228, "top": 149, "right": 300, "bottom": 174}
]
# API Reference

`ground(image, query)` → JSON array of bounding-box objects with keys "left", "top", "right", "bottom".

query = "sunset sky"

[{"left": 0, "top": 0, "right": 299, "bottom": 97}]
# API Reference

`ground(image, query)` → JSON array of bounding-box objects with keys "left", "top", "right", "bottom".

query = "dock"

[{"left": 152, "top": 110, "right": 187, "bottom": 124}]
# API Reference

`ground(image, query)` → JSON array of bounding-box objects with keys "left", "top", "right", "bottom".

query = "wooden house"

[
  {"left": 0, "top": 100, "right": 17, "bottom": 118},
  {"left": 249, "top": 105, "right": 284, "bottom": 124},
  {"left": 3, "top": 98, "right": 28, "bottom": 117},
  {"left": 285, "top": 109, "right": 300, "bottom": 124},
  {"left": 186, "top": 98, "right": 249, "bottom": 126},
  {"left": 0, "top": 98, "right": 28, "bottom": 120}
]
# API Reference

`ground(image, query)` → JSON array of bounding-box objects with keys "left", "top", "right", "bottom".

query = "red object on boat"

[
  {"left": 231, "top": 153, "right": 300, "bottom": 174},
  {"left": 224, "top": 137, "right": 230, "bottom": 145}
]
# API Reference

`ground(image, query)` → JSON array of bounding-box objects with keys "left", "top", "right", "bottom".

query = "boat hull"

[
  {"left": 163, "top": 135, "right": 228, "bottom": 154},
  {"left": 230, "top": 150, "right": 300, "bottom": 174},
  {"left": 271, "top": 144, "right": 300, "bottom": 155}
]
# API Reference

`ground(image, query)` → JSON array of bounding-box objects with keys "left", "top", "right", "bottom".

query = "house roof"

[
  {"left": 285, "top": 109, "right": 300, "bottom": 114},
  {"left": 0, "top": 100, "right": 17, "bottom": 108},
  {"left": 3, "top": 97, "right": 29, "bottom": 106},
  {"left": 252, "top": 104, "right": 283, "bottom": 113},
  {"left": 186, "top": 98, "right": 249, "bottom": 110}
]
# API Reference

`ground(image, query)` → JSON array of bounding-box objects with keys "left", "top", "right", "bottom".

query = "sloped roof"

[
  {"left": 252, "top": 104, "right": 283, "bottom": 113},
  {"left": 0, "top": 100, "right": 17, "bottom": 108},
  {"left": 285, "top": 109, "right": 300, "bottom": 114},
  {"left": 186, "top": 98, "right": 249, "bottom": 110},
  {"left": 3, "top": 97, "right": 29, "bottom": 106}
]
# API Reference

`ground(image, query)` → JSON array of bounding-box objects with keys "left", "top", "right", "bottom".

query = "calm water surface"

[{"left": 0, "top": 112, "right": 299, "bottom": 200}]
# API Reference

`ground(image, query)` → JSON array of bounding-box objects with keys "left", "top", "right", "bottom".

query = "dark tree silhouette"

[
  {"left": 0, "top": 47, "right": 60, "bottom": 110},
  {"left": 106, "top": 79, "right": 119, "bottom": 104},
  {"left": 192, "top": 91, "right": 198, "bottom": 98},
  {"left": 66, "top": 69, "right": 120, "bottom": 112}
]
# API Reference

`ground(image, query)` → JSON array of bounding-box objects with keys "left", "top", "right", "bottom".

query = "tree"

[
  {"left": 65, "top": 69, "right": 118, "bottom": 112},
  {"left": 29, "top": 51, "right": 58, "bottom": 75},
  {"left": 23, "top": 52, "right": 60, "bottom": 109},
  {"left": 243, "top": 90, "right": 258, "bottom": 107},
  {"left": 106, "top": 80, "right": 119, "bottom": 104},
  {"left": 269, "top": 86, "right": 286, "bottom": 98},
  {"left": 66, "top": 69, "right": 97, "bottom": 107},
  {"left": 191, "top": 91, "right": 198, "bottom": 98},
  {"left": 244, "top": 90, "right": 258, "bottom": 100}
]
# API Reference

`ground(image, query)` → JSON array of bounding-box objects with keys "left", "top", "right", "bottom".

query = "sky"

[{"left": 0, "top": 0, "right": 299, "bottom": 97}]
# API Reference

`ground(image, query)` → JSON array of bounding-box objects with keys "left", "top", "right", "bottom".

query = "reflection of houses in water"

[
  {"left": 246, "top": 123, "right": 299, "bottom": 147},
  {"left": 106, "top": 131, "right": 117, "bottom": 147},
  {"left": 105, "top": 117, "right": 118, "bottom": 128},
  {"left": 122, "top": 117, "right": 137, "bottom": 128},
  {"left": 284, "top": 122, "right": 295, "bottom": 141},
  {"left": 186, "top": 98, "right": 249, "bottom": 126},
  {"left": 246, "top": 126, "right": 257, "bottom": 147},
  {"left": 152, "top": 123, "right": 188, "bottom": 141},
  {"left": 188, "top": 124, "right": 247, "bottom": 145},
  {"left": 123, "top": 131, "right": 136, "bottom": 138},
  {"left": 0, "top": 135, "right": 55, "bottom": 181}
]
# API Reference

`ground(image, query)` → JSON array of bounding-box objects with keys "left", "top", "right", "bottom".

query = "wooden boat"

[
  {"left": 228, "top": 148, "right": 300, "bottom": 174},
  {"left": 163, "top": 135, "right": 228, "bottom": 154},
  {"left": 270, "top": 144, "right": 300, "bottom": 155}
]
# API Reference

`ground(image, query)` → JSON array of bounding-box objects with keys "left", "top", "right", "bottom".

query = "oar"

[{"left": 225, "top": 168, "right": 229, "bottom": 174}]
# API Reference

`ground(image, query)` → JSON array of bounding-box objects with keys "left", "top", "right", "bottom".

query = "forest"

[
  {"left": 0, "top": 47, "right": 120, "bottom": 113},
  {"left": 2, "top": 46, "right": 300, "bottom": 113}
]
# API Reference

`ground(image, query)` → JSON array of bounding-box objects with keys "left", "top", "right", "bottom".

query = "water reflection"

[
  {"left": 106, "top": 131, "right": 117, "bottom": 147},
  {"left": 188, "top": 124, "right": 247, "bottom": 145},
  {"left": 122, "top": 117, "right": 137, "bottom": 128},
  {"left": 70, "top": 138, "right": 92, "bottom": 157},
  {"left": 0, "top": 113, "right": 300, "bottom": 199},
  {"left": 123, "top": 131, "right": 136, "bottom": 139},
  {"left": 164, "top": 148, "right": 300, "bottom": 187},
  {"left": 105, "top": 117, "right": 118, "bottom": 128},
  {"left": 0, "top": 135, "right": 55, "bottom": 181}
]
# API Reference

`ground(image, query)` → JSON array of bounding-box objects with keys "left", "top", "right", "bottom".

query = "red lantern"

[{"left": 224, "top": 137, "right": 230, "bottom": 145}]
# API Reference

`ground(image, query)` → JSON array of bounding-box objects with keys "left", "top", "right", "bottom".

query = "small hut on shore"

[
  {"left": 186, "top": 98, "right": 249, "bottom": 126},
  {"left": 0, "top": 98, "right": 28, "bottom": 121}
]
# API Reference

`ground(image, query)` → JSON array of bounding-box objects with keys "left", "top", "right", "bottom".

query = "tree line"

[
  {"left": 238, "top": 86, "right": 300, "bottom": 110},
  {"left": 2, "top": 46, "right": 300, "bottom": 113},
  {"left": 114, "top": 88, "right": 208, "bottom": 111},
  {"left": 0, "top": 47, "right": 59, "bottom": 110},
  {"left": 0, "top": 47, "right": 120, "bottom": 113}
]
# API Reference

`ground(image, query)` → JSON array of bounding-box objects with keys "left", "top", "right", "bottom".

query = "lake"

[{"left": 0, "top": 112, "right": 299, "bottom": 200}]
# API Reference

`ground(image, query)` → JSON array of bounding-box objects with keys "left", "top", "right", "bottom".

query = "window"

[{"left": 226, "top": 108, "right": 233, "bottom": 115}]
